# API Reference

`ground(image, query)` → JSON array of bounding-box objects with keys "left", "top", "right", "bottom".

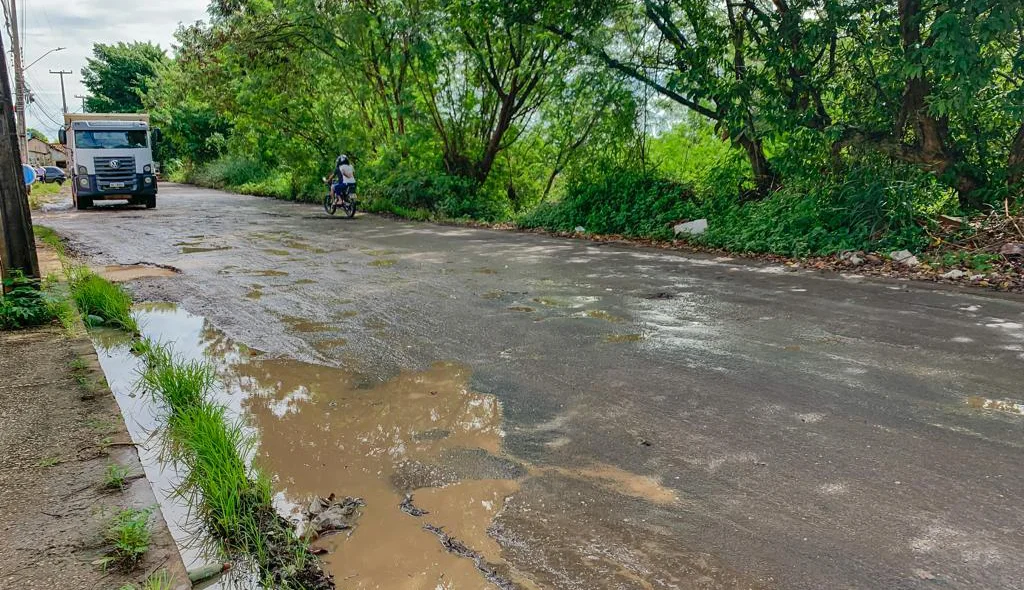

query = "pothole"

[{"left": 97, "top": 264, "right": 179, "bottom": 282}]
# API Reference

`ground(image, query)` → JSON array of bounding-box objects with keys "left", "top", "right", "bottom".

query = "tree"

[
  {"left": 26, "top": 128, "right": 49, "bottom": 142},
  {"left": 82, "top": 42, "right": 168, "bottom": 113}
]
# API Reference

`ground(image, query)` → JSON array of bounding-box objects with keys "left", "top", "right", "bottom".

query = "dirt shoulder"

[{"left": 0, "top": 313, "right": 188, "bottom": 588}]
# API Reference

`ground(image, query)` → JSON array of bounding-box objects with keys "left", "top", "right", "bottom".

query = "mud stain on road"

[
  {"left": 245, "top": 286, "right": 264, "bottom": 300},
  {"left": 280, "top": 316, "right": 333, "bottom": 334},
  {"left": 312, "top": 338, "right": 348, "bottom": 354},
  {"left": 97, "top": 264, "right": 178, "bottom": 282},
  {"left": 262, "top": 248, "right": 292, "bottom": 257},
  {"left": 179, "top": 244, "right": 232, "bottom": 254},
  {"left": 368, "top": 259, "right": 397, "bottom": 268},
  {"left": 966, "top": 395, "right": 1024, "bottom": 415},
  {"left": 508, "top": 306, "right": 535, "bottom": 313},
  {"left": 604, "top": 333, "right": 646, "bottom": 344},
  {"left": 248, "top": 269, "right": 290, "bottom": 277}
]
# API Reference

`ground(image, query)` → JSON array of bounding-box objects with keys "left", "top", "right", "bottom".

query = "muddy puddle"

[
  {"left": 97, "top": 264, "right": 178, "bottom": 282},
  {"left": 93, "top": 303, "right": 536, "bottom": 589}
]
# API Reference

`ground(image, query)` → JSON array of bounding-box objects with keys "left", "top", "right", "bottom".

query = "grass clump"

[
  {"left": 141, "top": 357, "right": 215, "bottom": 417},
  {"left": 69, "top": 270, "right": 138, "bottom": 332},
  {"left": 104, "top": 463, "right": 135, "bottom": 491},
  {"left": 139, "top": 345, "right": 331, "bottom": 588},
  {"left": 102, "top": 507, "right": 153, "bottom": 571}
]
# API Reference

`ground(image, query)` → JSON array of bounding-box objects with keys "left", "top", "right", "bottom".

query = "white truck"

[{"left": 59, "top": 113, "right": 161, "bottom": 210}]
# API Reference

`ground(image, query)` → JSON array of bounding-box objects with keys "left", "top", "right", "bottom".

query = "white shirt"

[{"left": 340, "top": 164, "right": 356, "bottom": 184}]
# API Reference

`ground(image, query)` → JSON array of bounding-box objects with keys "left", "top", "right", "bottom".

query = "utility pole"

[
  {"left": 0, "top": 34, "right": 40, "bottom": 279},
  {"left": 50, "top": 70, "right": 72, "bottom": 114},
  {"left": 8, "top": 0, "right": 27, "bottom": 163},
  {"left": 74, "top": 94, "right": 87, "bottom": 113}
]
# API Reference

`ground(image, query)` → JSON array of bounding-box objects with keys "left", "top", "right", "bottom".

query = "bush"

[
  {"left": 521, "top": 167, "right": 697, "bottom": 239},
  {"left": 0, "top": 272, "right": 54, "bottom": 330},
  {"left": 102, "top": 508, "right": 153, "bottom": 570},
  {"left": 365, "top": 165, "right": 510, "bottom": 221},
  {"left": 697, "top": 160, "right": 952, "bottom": 256}
]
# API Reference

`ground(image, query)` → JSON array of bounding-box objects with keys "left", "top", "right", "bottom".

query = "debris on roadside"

[
  {"left": 400, "top": 494, "right": 430, "bottom": 517},
  {"left": 304, "top": 494, "right": 365, "bottom": 539}
]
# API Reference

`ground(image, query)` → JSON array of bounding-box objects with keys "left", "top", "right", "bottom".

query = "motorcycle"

[{"left": 323, "top": 177, "right": 357, "bottom": 218}]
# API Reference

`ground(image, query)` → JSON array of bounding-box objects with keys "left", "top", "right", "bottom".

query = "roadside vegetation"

[
  {"left": 101, "top": 507, "right": 155, "bottom": 571},
  {"left": 136, "top": 340, "right": 333, "bottom": 588},
  {"left": 74, "top": 0, "right": 1019, "bottom": 270}
]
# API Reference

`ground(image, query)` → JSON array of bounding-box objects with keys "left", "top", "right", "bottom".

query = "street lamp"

[{"left": 25, "top": 47, "right": 66, "bottom": 71}]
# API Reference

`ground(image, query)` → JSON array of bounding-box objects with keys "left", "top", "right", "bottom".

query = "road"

[{"left": 41, "top": 184, "right": 1024, "bottom": 589}]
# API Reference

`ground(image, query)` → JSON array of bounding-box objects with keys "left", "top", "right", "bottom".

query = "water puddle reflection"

[{"left": 94, "top": 303, "right": 529, "bottom": 589}]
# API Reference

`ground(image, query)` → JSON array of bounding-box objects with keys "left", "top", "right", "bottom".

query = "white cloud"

[{"left": 8, "top": 0, "right": 210, "bottom": 136}]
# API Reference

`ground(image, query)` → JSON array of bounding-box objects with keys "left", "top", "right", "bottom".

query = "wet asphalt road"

[{"left": 41, "top": 184, "right": 1024, "bottom": 589}]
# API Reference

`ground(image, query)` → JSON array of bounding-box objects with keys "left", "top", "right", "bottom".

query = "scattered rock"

[
  {"left": 840, "top": 251, "right": 865, "bottom": 266},
  {"left": 941, "top": 269, "right": 967, "bottom": 280},
  {"left": 304, "top": 494, "right": 364, "bottom": 538},
  {"left": 673, "top": 218, "right": 708, "bottom": 236},
  {"left": 865, "top": 254, "right": 882, "bottom": 264},
  {"left": 1000, "top": 243, "right": 1024, "bottom": 257},
  {"left": 574, "top": 226, "right": 586, "bottom": 233},
  {"left": 890, "top": 250, "right": 920, "bottom": 267},
  {"left": 970, "top": 274, "right": 984, "bottom": 282}
]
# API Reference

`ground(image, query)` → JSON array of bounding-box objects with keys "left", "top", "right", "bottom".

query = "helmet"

[{"left": 338, "top": 154, "right": 349, "bottom": 165}]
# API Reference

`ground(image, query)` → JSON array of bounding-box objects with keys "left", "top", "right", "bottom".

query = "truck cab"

[{"left": 60, "top": 114, "right": 160, "bottom": 210}]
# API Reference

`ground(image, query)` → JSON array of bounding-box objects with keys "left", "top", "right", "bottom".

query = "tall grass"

[
  {"left": 70, "top": 271, "right": 138, "bottom": 332},
  {"left": 136, "top": 339, "right": 329, "bottom": 588}
]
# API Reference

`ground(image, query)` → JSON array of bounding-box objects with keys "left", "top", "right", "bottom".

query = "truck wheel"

[
  {"left": 145, "top": 196, "right": 156, "bottom": 209},
  {"left": 75, "top": 193, "right": 91, "bottom": 210}
]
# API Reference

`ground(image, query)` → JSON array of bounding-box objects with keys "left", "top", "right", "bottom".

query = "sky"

[{"left": 5, "top": 0, "right": 210, "bottom": 138}]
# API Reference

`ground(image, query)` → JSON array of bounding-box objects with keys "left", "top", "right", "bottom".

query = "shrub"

[
  {"left": 521, "top": 167, "right": 698, "bottom": 239},
  {"left": 0, "top": 272, "right": 54, "bottom": 330}
]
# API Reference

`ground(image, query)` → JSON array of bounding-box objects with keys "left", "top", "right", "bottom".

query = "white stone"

[
  {"left": 574, "top": 226, "right": 586, "bottom": 233},
  {"left": 673, "top": 218, "right": 708, "bottom": 236},
  {"left": 890, "top": 250, "right": 919, "bottom": 267},
  {"left": 941, "top": 269, "right": 966, "bottom": 280}
]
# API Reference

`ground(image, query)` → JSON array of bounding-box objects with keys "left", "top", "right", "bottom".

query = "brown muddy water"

[{"left": 93, "top": 303, "right": 536, "bottom": 589}]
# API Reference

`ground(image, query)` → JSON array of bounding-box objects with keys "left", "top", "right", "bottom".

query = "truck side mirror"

[
  {"left": 152, "top": 128, "right": 163, "bottom": 144},
  {"left": 58, "top": 128, "right": 67, "bottom": 145}
]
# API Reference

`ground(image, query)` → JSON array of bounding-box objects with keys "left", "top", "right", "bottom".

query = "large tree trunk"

[{"left": 737, "top": 133, "right": 778, "bottom": 198}]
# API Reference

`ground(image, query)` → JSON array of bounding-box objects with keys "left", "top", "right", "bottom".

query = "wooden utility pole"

[
  {"left": 74, "top": 94, "right": 87, "bottom": 113},
  {"left": 8, "top": 0, "right": 28, "bottom": 163},
  {"left": 50, "top": 70, "right": 72, "bottom": 114},
  {"left": 0, "top": 34, "right": 40, "bottom": 279}
]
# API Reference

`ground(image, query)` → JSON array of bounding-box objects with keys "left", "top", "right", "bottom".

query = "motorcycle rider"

[{"left": 327, "top": 154, "right": 356, "bottom": 205}]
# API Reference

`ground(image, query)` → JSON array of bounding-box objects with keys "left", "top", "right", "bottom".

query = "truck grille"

[{"left": 94, "top": 156, "right": 136, "bottom": 191}]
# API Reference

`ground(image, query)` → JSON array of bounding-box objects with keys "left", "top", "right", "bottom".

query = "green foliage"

[
  {"left": 27, "top": 127, "right": 50, "bottom": 142},
  {"left": 522, "top": 167, "right": 697, "bottom": 239},
  {"left": 102, "top": 508, "right": 153, "bottom": 570},
  {"left": 69, "top": 271, "right": 138, "bottom": 333},
  {"left": 118, "top": 570, "right": 176, "bottom": 590},
  {"left": 82, "top": 42, "right": 167, "bottom": 113},
  {"left": 1, "top": 272, "right": 54, "bottom": 330},
  {"left": 135, "top": 340, "right": 321, "bottom": 586},
  {"left": 695, "top": 162, "right": 948, "bottom": 256}
]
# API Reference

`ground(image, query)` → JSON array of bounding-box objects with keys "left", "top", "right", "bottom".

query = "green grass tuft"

[
  {"left": 104, "top": 463, "right": 135, "bottom": 491},
  {"left": 102, "top": 507, "right": 153, "bottom": 570},
  {"left": 69, "top": 271, "right": 138, "bottom": 332}
]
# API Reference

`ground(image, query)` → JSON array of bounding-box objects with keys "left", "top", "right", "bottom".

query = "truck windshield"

[{"left": 74, "top": 130, "right": 148, "bottom": 149}]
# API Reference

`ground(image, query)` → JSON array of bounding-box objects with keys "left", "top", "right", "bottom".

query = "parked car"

[{"left": 42, "top": 166, "right": 66, "bottom": 185}]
